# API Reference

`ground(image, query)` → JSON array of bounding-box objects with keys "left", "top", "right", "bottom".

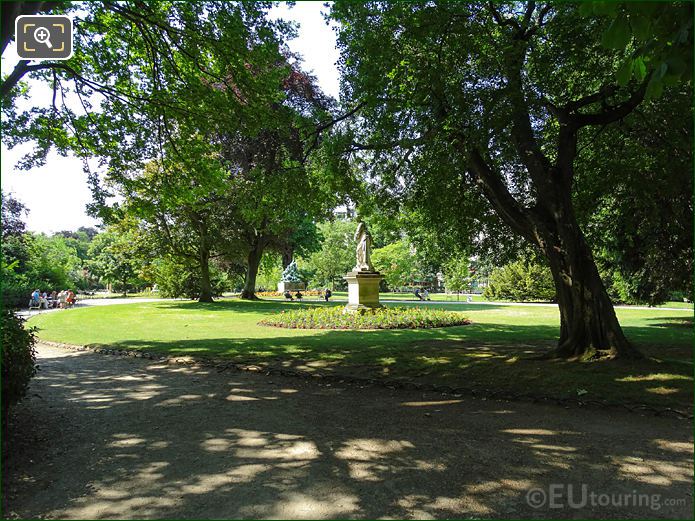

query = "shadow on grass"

[
  {"left": 644, "top": 315, "right": 694, "bottom": 329},
  {"left": 32, "top": 300, "right": 693, "bottom": 409},
  {"left": 83, "top": 318, "right": 692, "bottom": 410}
]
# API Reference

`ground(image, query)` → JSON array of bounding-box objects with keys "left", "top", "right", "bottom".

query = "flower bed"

[{"left": 259, "top": 306, "right": 470, "bottom": 330}]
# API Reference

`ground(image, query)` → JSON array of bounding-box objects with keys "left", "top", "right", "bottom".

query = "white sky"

[{"left": 1, "top": 1, "right": 340, "bottom": 234}]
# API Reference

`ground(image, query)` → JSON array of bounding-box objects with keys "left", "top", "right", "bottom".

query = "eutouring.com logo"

[{"left": 525, "top": 484, "right": 687, "bottom": 511}]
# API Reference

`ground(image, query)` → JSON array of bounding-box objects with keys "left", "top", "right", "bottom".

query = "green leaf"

[
  {"left": 629, "top": 15, "right": 651, "bottom": 41},
  {"left": 616, "top": 59, "right": 632, "bottom": 86},
  {"left": 602, "top": 16, "right": 631, "bottom": 49},
  {"left": 661, "top": 73, "right": 682, "bottom": 87},
  {"left": 633, "top": 56, "right": 647, "bottom": 81},
  {"left": 656, "top": 62, "right": 668, "bottom": 79},
  {"left": 627, "top": 2, "right": 659, "bottom": 18}
]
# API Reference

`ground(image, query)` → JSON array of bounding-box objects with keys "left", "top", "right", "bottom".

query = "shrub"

[
  {"left": 154, "top": 259, "right": 230, "bottom": 299},
  {"left": 259, "top": 305, "right": 469, "bottom": 330},
  {"left": 483, "top": 259, "right": 556, "bottom": 302},
  {"left": 1, "top": 281, "right": 33, "bottom": 309},
  {"left": 1, "top": 310, "right": 37, "bottom": 421}
]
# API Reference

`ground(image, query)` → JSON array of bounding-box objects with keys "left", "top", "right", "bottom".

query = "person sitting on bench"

[
  {"left": 28, "top": 289, "right": 41, "bottom": 309},
  {"left": 295, "top": 291, "right": 303, "bottom": 301},
  {"left": 284, "top": 290, "right": 293, "bottom": 301}
]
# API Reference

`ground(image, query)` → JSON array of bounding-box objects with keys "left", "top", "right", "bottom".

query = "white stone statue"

[{"left": 353, "top": 221, "right": 374, "bottom": 272}]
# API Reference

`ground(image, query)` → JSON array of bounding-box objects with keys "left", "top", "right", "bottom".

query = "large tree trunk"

[
  {"left": 198, "top": 249, "right": 214, "bottom": 303},
  {"left": 240, "top": 244, "right": 263, "bottom": 300},
  {"left": 469, "top": 149, "right": 642, "bottom": 360},
  {"left": 539, "top": 215, "right": 638, "bottom": 360}
]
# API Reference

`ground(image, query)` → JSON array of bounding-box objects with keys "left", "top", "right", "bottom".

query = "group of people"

[
  {"left": 283, "top": 289, "right": 332, "bottom": 302},
  {"left": 414, "top": 288, "right": 431, "bottom": 301},
  {"left": 28, "top": 289, "right": 76, "bottom": 310}
]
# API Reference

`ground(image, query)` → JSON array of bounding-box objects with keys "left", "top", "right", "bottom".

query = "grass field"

[{"left": 29, "top": 299, "right": 693, "bottom": 410}]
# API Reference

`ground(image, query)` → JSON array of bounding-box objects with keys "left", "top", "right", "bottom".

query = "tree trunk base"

[
  {"left": 240, "top": 290, "right": 259, "bottom": 300},
  {"left": 198, "top": 295, "right": 214, "bottom": 303},
  {"left": 542, "top": 339, "right": 644, "bottom": 362}
]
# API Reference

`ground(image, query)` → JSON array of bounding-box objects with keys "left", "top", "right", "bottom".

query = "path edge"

[{"left": 37, "top": 340, "right": 693, "bottom": 420}]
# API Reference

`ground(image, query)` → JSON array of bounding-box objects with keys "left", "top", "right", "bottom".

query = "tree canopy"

[{"left": 331, "top": 1, "right": 692, "bottom": 359}]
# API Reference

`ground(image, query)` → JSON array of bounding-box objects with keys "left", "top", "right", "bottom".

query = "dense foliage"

[
  {"left": 1, "top": 310, "right": 37, "bottom": 420},
  {"left": 300, "top": 220, "right": 356, "bottom": 290},
  {"left": 2, "top": 192, "right": 95, "bottom": 307},
  {"left": 371, "top": 240, "right": 421, "bottom": 289},
  {"left": 152, "top": 256, "right": 230, "bottom": 300},
  {"left": 443, "top": 257, "right": 473, "bottom": 295},
  {"left": 259, "top": 305, "right": 469, "bottom": 330},
  {"left": 1, "top": 2, "right": 691, "bottom": 359},
  {"left": 483, "top": 259, "right": 556, "bottom": 302},
  {"left": 3, "top": 2, "right": 352, "bottom": 302}
]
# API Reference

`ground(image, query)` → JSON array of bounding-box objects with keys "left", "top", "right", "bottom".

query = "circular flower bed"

[{"left": 259, "top": 306, "right": 470, "bottom": 330}]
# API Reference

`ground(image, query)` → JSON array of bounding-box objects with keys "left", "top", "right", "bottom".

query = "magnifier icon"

[{"left": 34, "top": 26, "right": 53, "bottom": 48}]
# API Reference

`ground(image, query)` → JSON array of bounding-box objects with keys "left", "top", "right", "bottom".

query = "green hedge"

[
  {"left": 154, "top": 259, "right": 230, "bottom": 299},
  {"left": 483, "top": 259, "right": 556, "bottom": 302},
  {"left": 1, "top": 310, "right": 37, "bottom": 421},
  {"left": 1, "top": 282, "right": 33, "bottom": 309}
]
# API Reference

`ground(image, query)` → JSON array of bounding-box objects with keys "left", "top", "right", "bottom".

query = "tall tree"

[
  {"left": 86, "top": 228, "right": 143, "bottom": 295},
  {"left": 1, "top": 192, "right": 31, "bottom": 282},
  {"left": 372, "top": 239, "right": 422, "bottom": 289},
  {"left": 3, "top": 1, "right": 290, "bottom": 178},
  {"left": 331, "top": 1, "right": 692, "bottom": 359},
  {"left": 443, "top": 256, "right": 472, "bottom": 300},
  {"left": 303, "top": 219, "right": 355, "bottom": 290},
  {"left": 218, "top": 63, "right": 343, "bottom": 299},
  {"left": 114, "top": 158, "right": 243, "bottom": 302}
]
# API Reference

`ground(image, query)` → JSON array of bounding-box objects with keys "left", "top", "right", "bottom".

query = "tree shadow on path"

[{"left": 3, "top": 346, "right": 693, "bottom": 519}]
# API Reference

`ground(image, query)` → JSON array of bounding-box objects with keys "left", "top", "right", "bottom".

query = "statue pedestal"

[
  {"left": 278, "top": 281, "right": 305, "bottom": 293},
  {"left": 343, "top": 271, "right": 383, "bottom": 313}
]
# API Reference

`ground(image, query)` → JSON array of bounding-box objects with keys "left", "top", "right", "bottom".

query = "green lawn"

[{"left": 29, "top": 299, "right": 693, "bottom": 410}]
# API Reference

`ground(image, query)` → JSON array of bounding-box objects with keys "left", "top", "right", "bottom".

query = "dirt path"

[{"left": 4, "top": 343, "right": 692, "bottom": 519}]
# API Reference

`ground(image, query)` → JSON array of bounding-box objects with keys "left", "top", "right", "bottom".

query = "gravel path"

[{"left": 4, "top": 343, "right": 693, "bottom": 519}]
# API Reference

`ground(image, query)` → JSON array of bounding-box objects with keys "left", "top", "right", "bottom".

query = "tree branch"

[
  {"left": 564, "top": 85, "right": 618, "bottom": 112},
  {"left": 2, "top": 1, "right": 62, "bottom": 55},
  {"left": 573, "top": 79, "right": 649, "bottom": 128},
  {"left": 522, "top": 1, "right": 536, "bottom": 30},
  {"left": 468, "top": 147, "right": 537, "bottom": 243},
  {"left": 488, "top": 2, "right": 521, "bottom": 31},
  {"left": 1, "top": 60, "right": 36, "bottom": 99}
]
